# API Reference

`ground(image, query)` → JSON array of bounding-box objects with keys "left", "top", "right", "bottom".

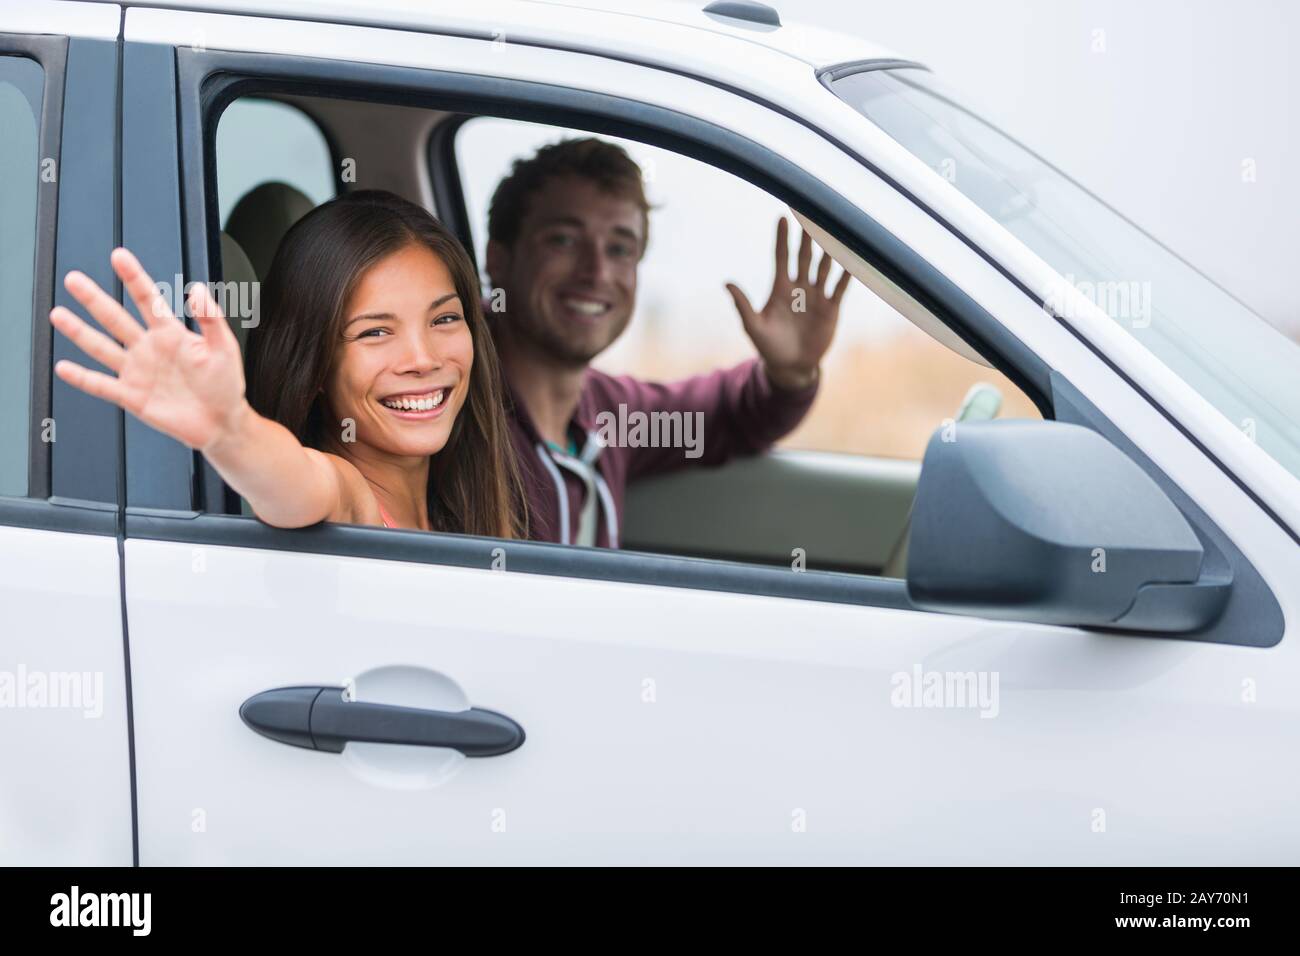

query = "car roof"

[
  {"left": 528, "top": 0, "right": 910, "bottom": 67},
  {"left": 96, "top": 0, "right": 912, "bottom": 72}
]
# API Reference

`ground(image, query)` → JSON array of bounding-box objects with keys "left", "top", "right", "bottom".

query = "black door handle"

[{"left": 239, "top": 686, "right": 525, "bottom": 757}]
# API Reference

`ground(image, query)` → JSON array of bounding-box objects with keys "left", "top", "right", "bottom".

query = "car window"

[
  {"left": 0, "top": 55, "right": 43, "bottom": 497},
  {"left": 191, "top": 84, "right": 1037, "bottom": 575},
  {"left": 215, "top": 97, "right": 335, "bottom": 225},
  {"left": 830, "top": 66, "right": 1300, "bottom": 478},
  {"left": 455, "top": 117, "right": 1038, "bottom": 462}
]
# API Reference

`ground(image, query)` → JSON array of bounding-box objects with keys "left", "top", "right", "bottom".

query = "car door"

[
  {"left": 118, "top": 5, "right": 1300, "bottom": 864},
  {"left": 0, "top": 4, "right": 133, "bottom": 866}
]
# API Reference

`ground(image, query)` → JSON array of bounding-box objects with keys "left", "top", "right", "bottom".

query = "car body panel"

[
  {"left": 5, "top": 0, "right": 1294, "bottom": 865},
  {"left": 7, "top": 0, "right": 120, "bottom": 39},
  {"left": 125, "top": 535, "right": 1298, "bottom": 864},
  {"left": 113, "top": 8, "right": 1299, "bottom": 864},
  {"left": 0, "top": 13, "right": 132, "bottom": 865},
  {"left": 0, "top": 525, "right": 132, "bottom": 865},
  {"left": 108, "top": 0, "right": 907, "bottom": 69}
]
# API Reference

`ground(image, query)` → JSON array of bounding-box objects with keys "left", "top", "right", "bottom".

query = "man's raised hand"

[{"left": 725, "top": 217, "right": 850, "bottom": 391}]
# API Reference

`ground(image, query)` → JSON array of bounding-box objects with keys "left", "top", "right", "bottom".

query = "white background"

[{"left": 793, "top": 0, "right": 1297, "bottom": 337}]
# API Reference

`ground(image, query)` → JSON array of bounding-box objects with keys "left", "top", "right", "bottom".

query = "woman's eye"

[
  {"left": 432, "top": 313, "right": 462, "bottom": 326},
  {"left": 357, "top": 328, "right": 387, "bottom": 339},
  {"left": 609, "top": 242, "right": 635, "bottom": 259}
]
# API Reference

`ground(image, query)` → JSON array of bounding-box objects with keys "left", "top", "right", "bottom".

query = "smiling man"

[{"left": 485, "top": 137, "right": 850, "bottom": 547}]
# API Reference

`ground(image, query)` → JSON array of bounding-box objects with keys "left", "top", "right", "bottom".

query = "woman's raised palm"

[{"left": 51, "top": 248, "right": 247, "bottom": 451}]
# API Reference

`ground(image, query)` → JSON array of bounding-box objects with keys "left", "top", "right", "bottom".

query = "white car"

[{"left": 3, "top": 0, "right": 1298, "bottom": 866}]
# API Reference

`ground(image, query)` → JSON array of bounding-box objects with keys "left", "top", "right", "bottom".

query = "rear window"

[
  {"left": 0, "top": 55, "right": 43, "bottom": 497},
  {"left": 216, "top": 97, "right": 335, "bottom": 225}
]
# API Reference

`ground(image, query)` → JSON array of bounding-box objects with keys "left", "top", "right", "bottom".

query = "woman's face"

[{"left": 324, "top": 242, "right": 474, "bottom": 460}]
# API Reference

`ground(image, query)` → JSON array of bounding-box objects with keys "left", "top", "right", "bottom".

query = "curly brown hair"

[{"left": 487, "top": 137, "right": 651, "bottom": 250}]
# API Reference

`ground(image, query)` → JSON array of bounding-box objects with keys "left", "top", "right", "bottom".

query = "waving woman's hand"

[{"left": 50, "top": 248, "right": 248, "bottom": 452}]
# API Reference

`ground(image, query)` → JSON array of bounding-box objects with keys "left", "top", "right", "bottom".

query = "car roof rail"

[{"left": 703, "top": 1, "right": 782, "bottom": 29}]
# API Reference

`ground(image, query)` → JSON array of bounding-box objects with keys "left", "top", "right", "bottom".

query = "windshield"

[{"left": 829, "top": 66, "right": 1300, "bottom": 483}]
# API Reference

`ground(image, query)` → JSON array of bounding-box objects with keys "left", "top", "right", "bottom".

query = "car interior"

[{"left": 212, "top": 91, "right": 1019, "bottom": 579}]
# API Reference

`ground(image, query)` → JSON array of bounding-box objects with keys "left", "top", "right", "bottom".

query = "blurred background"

[{"left": 782, "top": 0, "right": 1297, "bottom": 338}]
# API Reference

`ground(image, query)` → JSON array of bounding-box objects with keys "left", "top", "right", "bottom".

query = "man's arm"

[
  {"left": 610, "top": 217, "right": 849, "bottom": 480},
  {"left": 600, "top": 359, "right": 818, "bottom": 481}
]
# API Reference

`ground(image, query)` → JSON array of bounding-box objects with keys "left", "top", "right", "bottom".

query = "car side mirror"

[{"left": 905, "top": 420, "right": 1230, "bottom": 632}]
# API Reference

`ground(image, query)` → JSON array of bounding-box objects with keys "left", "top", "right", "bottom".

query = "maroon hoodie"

[{"left": 504, "top": 358, "right": 818, "bottom": 547}]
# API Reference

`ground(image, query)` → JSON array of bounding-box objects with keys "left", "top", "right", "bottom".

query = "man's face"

[{"left": 488, "top": 174, "right": 644, "bottom": 367}]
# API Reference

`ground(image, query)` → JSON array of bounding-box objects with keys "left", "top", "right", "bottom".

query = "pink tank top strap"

[{"left": 376, "top": 500, "right": 396, "bottom": 529}]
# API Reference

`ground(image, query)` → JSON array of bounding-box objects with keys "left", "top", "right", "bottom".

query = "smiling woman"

[{"left": 50, "top": 191, "right": 524, "bottom": 538}]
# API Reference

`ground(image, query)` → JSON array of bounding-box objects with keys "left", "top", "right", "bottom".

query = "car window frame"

[
  {"left": 425, "top": 112, "right": 475, "bottom": 271},
  {"left": 0, "top": 37, "right": 60, "bottom": 504},
  {"left": 158, "top": 43, "right": 1041, "bottom": 611},
  {"left": 0, "top": 31, "right": 120, "bottom": 536},
  {"left": 116, "top": 38, "right": 1282, "bottom": 647}
]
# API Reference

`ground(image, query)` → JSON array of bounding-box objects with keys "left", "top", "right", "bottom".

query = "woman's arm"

[
  {"left": 51, "top": 248, "right": 377, "bottom": 528},
  {"left": 201, "top": 403, "right": 379, "bottom": 528}
]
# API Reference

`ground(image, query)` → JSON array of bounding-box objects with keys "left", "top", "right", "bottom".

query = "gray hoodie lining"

[{"left": 534, "top": 442, "right": 571, "bottom": 546}]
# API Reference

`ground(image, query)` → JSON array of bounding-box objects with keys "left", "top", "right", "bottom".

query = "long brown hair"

[{"left": 245, "top": 189, "right": 525, "bottom": 539}]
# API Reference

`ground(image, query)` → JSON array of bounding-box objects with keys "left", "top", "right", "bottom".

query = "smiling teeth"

[
  {"left": 563, "top": 298, "right": 609, "bottom": 316},
  {"left": 382, "top": 390, "right": 445, "bottom": 411}
]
